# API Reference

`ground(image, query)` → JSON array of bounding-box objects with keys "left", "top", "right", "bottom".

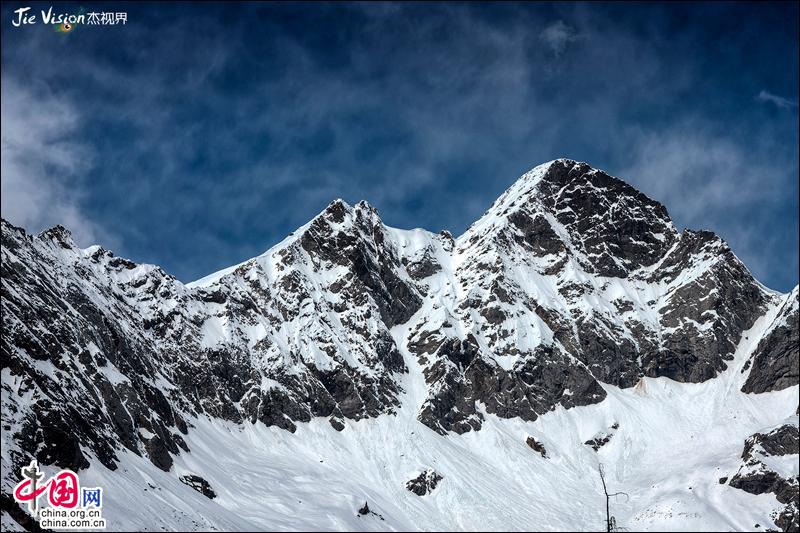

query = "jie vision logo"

[{"left": 11, "top": 6, "right": 128, "bottom": 33}]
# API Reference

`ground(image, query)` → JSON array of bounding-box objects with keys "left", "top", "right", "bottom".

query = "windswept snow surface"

[{"left": 74, "top": 302, "right": 797, "bottom": 532}]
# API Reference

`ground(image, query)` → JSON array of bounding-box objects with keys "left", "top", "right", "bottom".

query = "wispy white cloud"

[
  {"left": 618, "top": 120, "right": 796, "bottom": 290},
  {"left": 756, "top": 90, "right": 798, "bottom": 109},
  {"left": 539, "top": 20, "right": 578, "bottom": 57},
  {"left": 1, "top": 3, "right": 795, "bottom": 290},
  {"left": 621, "top": 127, "right": 772, "bottom": 222},
  {"left": 0, "top": 78, "right": 105, "bottom": 246}
]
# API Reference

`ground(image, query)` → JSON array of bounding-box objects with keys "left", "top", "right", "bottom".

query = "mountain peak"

[
  {"left": 316, "top": 198, "right": 381, "bottom": 225},
  {"left": 38, "top": 224, "right": 76, "bottom": 249},
  {"left": 463, "top": 159, "right": 678, "bottom": 277},
  {"left": 319, "top": 198, "right": 352, "bottom": 223}
]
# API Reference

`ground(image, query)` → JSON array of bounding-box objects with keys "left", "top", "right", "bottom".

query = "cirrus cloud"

[
  {"left": 1, "top": 78, "right": 107, "bottom": 246},
  {"left": 756, "top": 90, "right": 798, "bottom": 109},
  {"left": 539, "top": 20, "right": 578, "bottom": 57}
]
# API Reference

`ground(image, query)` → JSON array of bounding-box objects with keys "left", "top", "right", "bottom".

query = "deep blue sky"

[{"left": 2, "top": 2, "right": 798, "bottom": 291}]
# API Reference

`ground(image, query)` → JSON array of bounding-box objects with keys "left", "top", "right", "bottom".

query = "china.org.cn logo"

[{"left": 13, "top": 460, "right": 107, "bottom": 530}]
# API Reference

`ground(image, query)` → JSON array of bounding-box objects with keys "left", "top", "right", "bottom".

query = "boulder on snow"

[
  {"left": 584, "top": 435, "right": 612, "bottom": 451},
  {"left": 585, "top": 423, "right": 620, "bottom": 451},
  {"left": 406, "top": 468, "right": 443, "bottom": 496},
  {"left": 526, "top": 436, "right": 547, "bottom": 457},
  {"left": 356, "top": 501, "right": 385, "bottom": 521},
  {"left": 179, "top": 474, "right": 217, "bottom": 499}
]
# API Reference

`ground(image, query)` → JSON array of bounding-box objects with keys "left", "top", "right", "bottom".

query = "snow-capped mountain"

[{"left": 2, "top": 159, "right": 797, "bottom": 531}]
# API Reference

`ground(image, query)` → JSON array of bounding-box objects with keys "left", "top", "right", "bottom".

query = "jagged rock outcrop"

[
  {"left": 2, "top": 220, "right": 190, "bottom": 476},
  {"left": 727, "top": 424, "right": 800, "bottom": 532},
  {"left": 534, "top": 160, "right": 678, "bottom": 277},
  {"left": 742, "top": 287, "right": 799, "bottom": 394}
]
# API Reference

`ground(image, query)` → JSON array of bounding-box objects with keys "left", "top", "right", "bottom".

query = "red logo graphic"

[
  {"left": 47, "top": 471, "right": 80, "bottom": 508},
  {"left": 13, "top": 462, "right": 80, "bottom": 513}
]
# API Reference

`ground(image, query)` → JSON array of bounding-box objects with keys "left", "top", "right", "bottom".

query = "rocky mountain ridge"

[{"left": 2, "top": 159, "right": 797, "bottom": 531}]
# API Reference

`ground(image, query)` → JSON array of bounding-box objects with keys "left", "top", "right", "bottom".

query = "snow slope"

[
  {"left": 7, "top": 309, "right": 794, "bottom": 532},
  {"left": 5, "top": 293, "right": 796, "bottom": 532}
]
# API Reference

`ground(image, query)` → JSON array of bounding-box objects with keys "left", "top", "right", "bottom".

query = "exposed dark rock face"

[
  {"left": 535, "top": 160, "right": 677, "bottom": 277},
  {"left": 1, "top": 203, "right": 412, "bottom": 483},
  {"left": 775, "top": 503, "right": 800, "bottom": 533},
  {"left": 575, "top": 318, "right": 640, "bottom": 388},
  {"left": 0, "top": 493, "right": 46, "bottom": 533},
  {"left": 730, "top": 469, "right": 794, "bottom": 499},
  {"left": 2, "top": 220, "right": 188, "bottom": 478},
  {"left": 727, "top": 425, "right": 800, "bottom": 532},
  {"left": 404, "top": 159, "right": 780, "bottom": 437},
  {"left": 329, "top": 416, "right": 346, "bottom": 432},
  {"left": 507, "top": 211, "right": 565, "bottom": 256},
  {"left": 741, "top": 425, "right": 800, "bottom": 460},
  {"left": 300, "top": 200, "right": 422, "bottom": 328},
  {"left": 417, "top": 341, "right": 605, "bottom": 435},
  {"left": 642, "top": 230, "right": 771, "bottom": 383},
  {"left": 416, "top": 337, "right": 485, "bottom": 434},
  {"left": 179, "top": 474, "right": 217, "bottom": 499},
  {"left": 742, "top": 289, "right": 799, "bottom": 394},
  {"left": 406, "top": 469, "right": 443, "bottom": 496}
]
